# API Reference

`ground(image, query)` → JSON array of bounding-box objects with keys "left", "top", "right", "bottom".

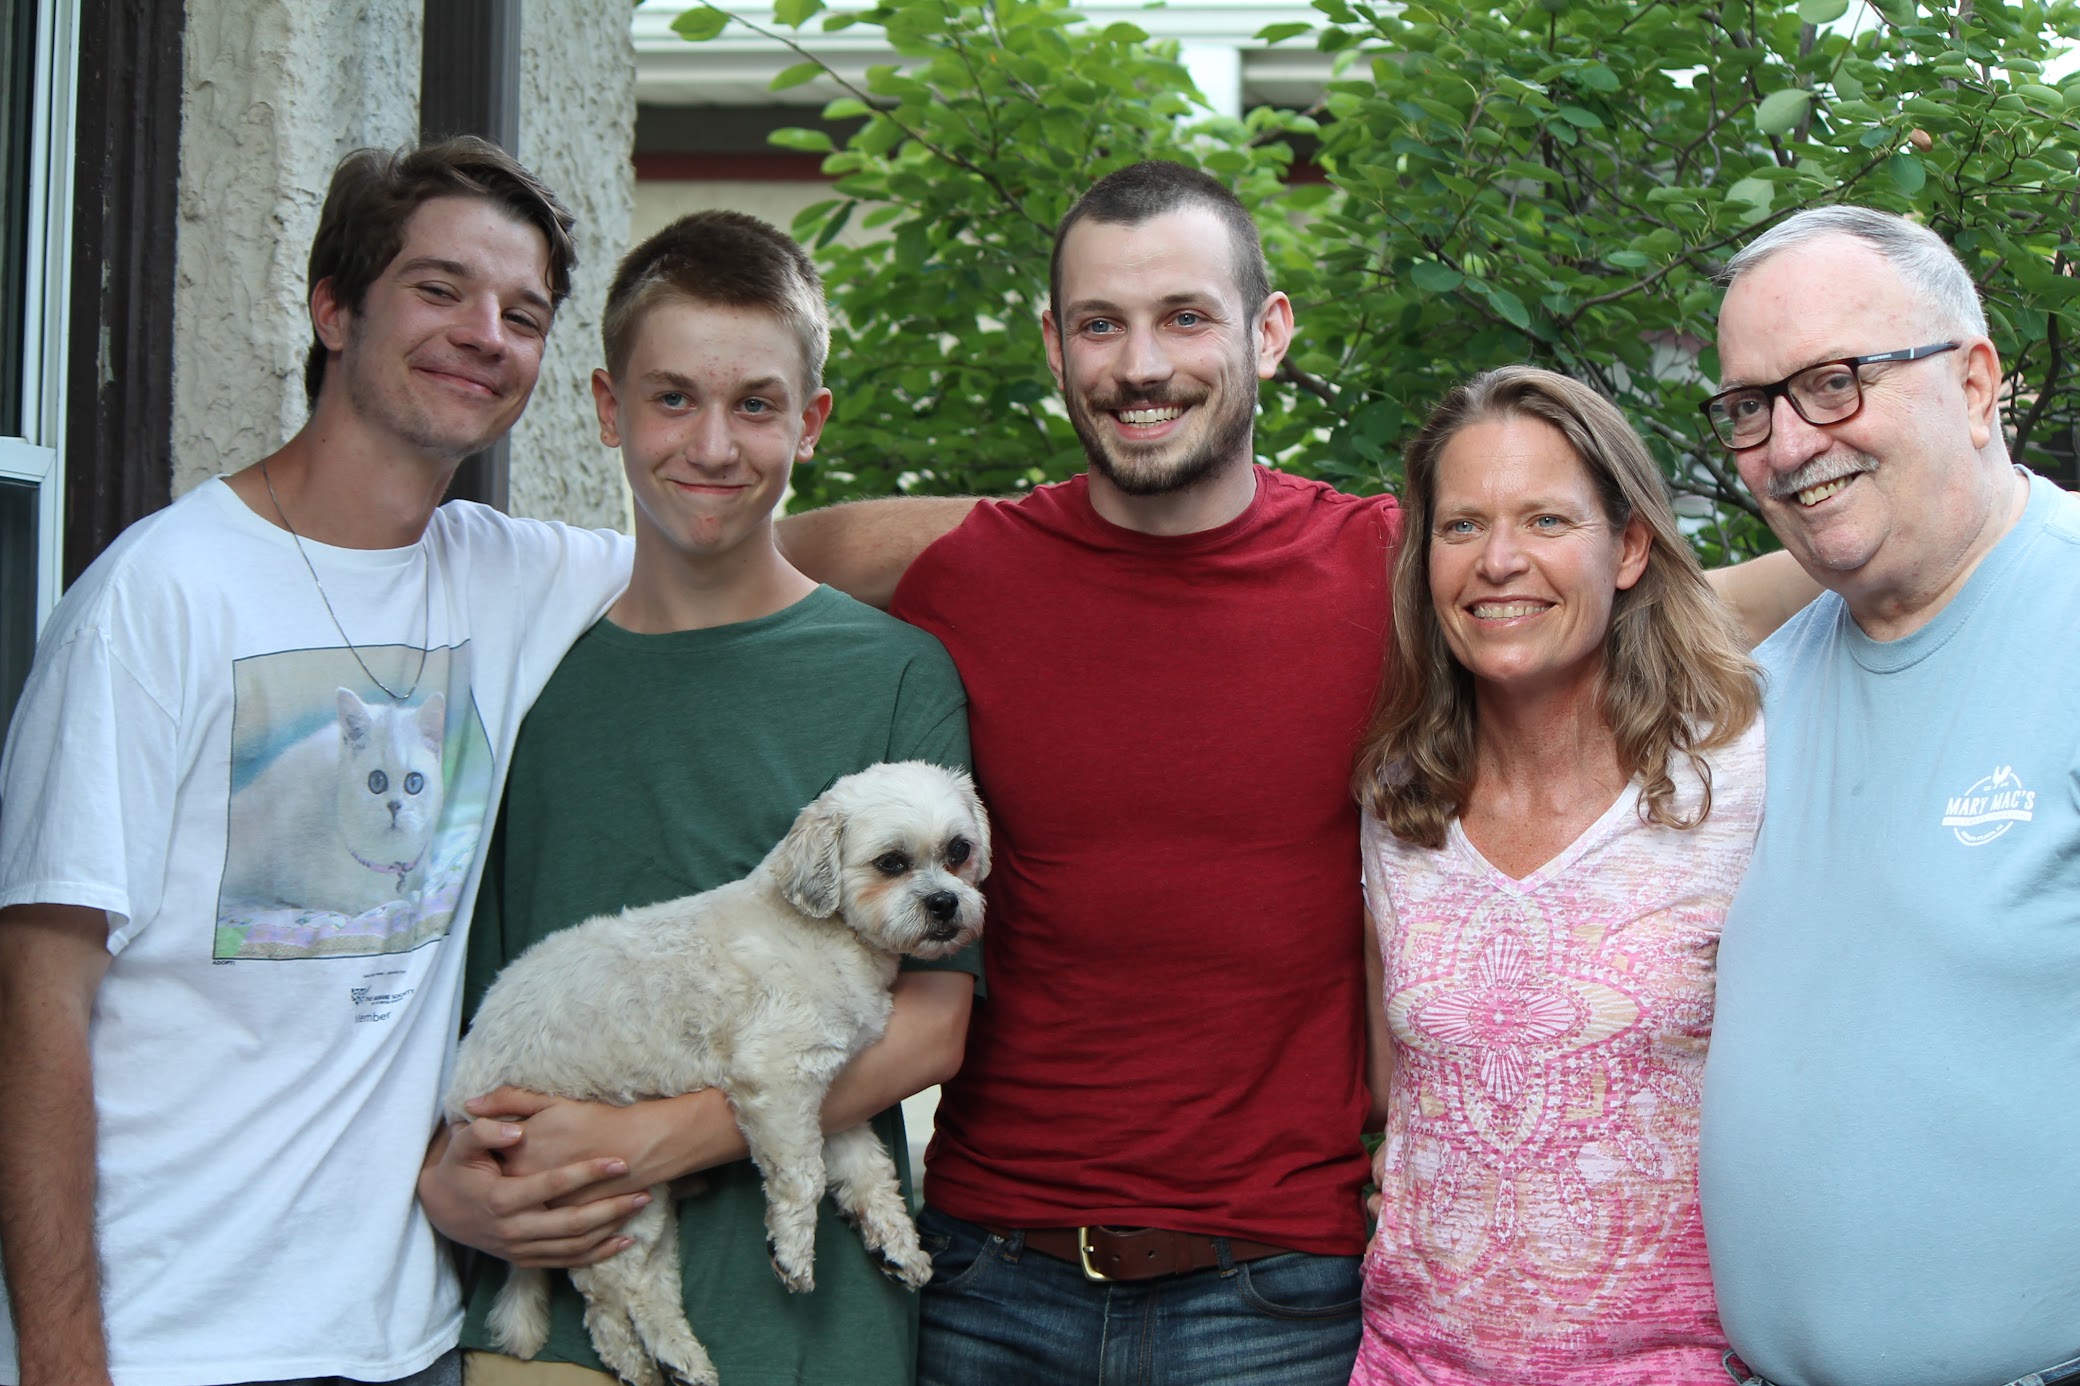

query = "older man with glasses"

[{"left": 1695, "top": 204, "right": 2080, "bottom": 1386}]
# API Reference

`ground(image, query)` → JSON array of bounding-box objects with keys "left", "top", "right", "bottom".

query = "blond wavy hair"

[{"left": 1353, "top": 366, "right": 1760, "bottom": 848}]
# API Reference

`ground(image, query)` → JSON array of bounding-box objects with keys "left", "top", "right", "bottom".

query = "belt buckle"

[{"left": 1076, "top": 1227, "right": 1113, "bottom": 1282}]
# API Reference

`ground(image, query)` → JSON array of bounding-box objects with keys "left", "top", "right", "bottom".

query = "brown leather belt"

[{"left": 994, "top": 1225, "right": 1295, "bottom": 1282}]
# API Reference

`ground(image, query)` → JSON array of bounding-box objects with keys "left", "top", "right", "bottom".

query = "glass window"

[
  {"left": 0, "top": 477, "right": 33, "bottom": 727},
  {"left": 0, "top": 0, "right": 37, "bottom": 438}
]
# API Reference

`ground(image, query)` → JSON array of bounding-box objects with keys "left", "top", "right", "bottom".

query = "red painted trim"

[{"left": 634, "top": 152, "right": 836, "bottom": 182}]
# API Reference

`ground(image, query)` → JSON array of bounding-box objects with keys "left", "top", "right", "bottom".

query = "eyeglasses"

[{"left": 1698, "top": 342, "right": 1960, "bottom": 449}]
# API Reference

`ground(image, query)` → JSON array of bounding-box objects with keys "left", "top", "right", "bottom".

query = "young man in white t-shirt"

[{"left": 0, "top": 138, "right": 635, "bottom": 1386}]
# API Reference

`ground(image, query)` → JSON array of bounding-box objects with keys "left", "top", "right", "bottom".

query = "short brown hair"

[
  {"left": 1049, "top": 161, "right": 1269, "bottom": 327},
  {"left": 1354, "top": 366, "right": 1760, "bottom": 847},
  {"left": 599, "top": 210, "right": 829, "bottom": 391},
  {"left": 303, "top": 136, "right": 577, "bottom": 406}
]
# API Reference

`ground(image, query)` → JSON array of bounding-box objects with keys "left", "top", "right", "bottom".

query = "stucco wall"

[
  {"left": 172, "top": 0, "right": 420, "bottom": 494},
  {"left": 508, "top": 0, "right": 635, "bottom": 529},
  {"left": 170, "top": 0, "right": 635, "bottom": 531}
]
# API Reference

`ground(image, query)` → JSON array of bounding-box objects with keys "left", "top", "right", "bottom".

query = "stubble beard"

[
  {"left": 342, "top": 318, "right": 513, "bottom": 465},
  {"left": 1066, "top": 367, "right": 1259, "bottom": 498}
]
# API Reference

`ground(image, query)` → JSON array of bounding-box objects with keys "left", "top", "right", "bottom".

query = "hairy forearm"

[
  {"left": 1707, "top": 548, "right": 1822, "bottom": 648},
  {"left": 0, "top": 905, "right": 113, "bottom": 1385},
  {"left": 775, "top": 497, "right": 981, "bottom": 609}
]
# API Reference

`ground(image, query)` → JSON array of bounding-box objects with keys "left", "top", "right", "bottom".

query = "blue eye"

[
  {"left": 367, "top": 770, "right": 389, "bottom": 794},
  {"left": 404, "top": 771, "right": 425, "bottom": 795},
  {"left": 1175, "top": 311, "right": 1203, "bottom": 327},
  {"left": 659, "top": 391, "right": 688, "bottom": 409}
]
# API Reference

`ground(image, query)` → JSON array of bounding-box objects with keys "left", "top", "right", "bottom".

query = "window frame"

[{"left": 3, "top": 0, "right": 78, "bottom": 639}]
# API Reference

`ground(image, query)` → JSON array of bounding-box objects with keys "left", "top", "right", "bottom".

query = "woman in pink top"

[{"left": 1348, "top": 366, "right": 1763, "bottom": 1385}]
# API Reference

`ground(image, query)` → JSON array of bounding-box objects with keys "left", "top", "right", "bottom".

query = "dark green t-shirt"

[{"left": 459, "top": 585, "right": 976, "bottom": 1385}]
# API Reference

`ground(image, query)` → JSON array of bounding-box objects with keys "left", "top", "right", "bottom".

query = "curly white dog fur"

[{"left": 446, "top": 760, "right": 989, "bottom": 1386}]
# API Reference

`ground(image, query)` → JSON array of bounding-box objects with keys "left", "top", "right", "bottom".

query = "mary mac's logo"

[{"left": 1940, "top": 765, "right": 2037, "bottom": 846}]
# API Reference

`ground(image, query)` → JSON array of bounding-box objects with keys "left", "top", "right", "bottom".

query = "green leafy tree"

[{"left": 675, "top": 0, "right": 2080, "bottom": 556}]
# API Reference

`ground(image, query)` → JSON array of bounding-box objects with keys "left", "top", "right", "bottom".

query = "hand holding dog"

[
  {"left": 462, "top": 1086, "right": 742, "bottom": 1204},
  {"left": 417, "top": 1103, "right": 650, "bottom": 1268}
]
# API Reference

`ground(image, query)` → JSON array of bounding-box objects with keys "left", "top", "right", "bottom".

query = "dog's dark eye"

[
  {"left": 874, "top": 851, "right": 910, "bottom": 876},
  {"left": 946, "top": 838, "right": 971, "bottom": 866}
]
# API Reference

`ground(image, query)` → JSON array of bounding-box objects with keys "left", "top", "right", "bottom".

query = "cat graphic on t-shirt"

[{"left": 223, "top": 689, "right": 446, "bottom": 917}]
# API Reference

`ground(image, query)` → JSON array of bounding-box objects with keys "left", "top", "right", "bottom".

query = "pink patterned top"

[{"left": 1351, "top": 720, "right": 1764, "bottom": 1386}]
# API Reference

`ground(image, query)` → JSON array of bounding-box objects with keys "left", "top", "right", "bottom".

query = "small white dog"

[{"left": 446, "top": 760, "right": 989, "bottom": 1386}]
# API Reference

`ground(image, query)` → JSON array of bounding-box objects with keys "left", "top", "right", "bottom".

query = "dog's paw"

[
  {"left": 880, "top": 1239, "right": 934, "bottom": 1290},
  {"left": 662, "top": 1362, "right": 720, "bottom": 1386},
  {"left": 767, "top": 1241, "right": 817, "bottom": 1294}
]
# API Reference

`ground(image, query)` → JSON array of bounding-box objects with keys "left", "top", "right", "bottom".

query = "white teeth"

[
  {"left": 1117, "top": 406, "right": 1183, "bottom": 425},
  {"left": 1796, "top": 477, "right": 1852, "bottom": 507},
  {"left": 1473, "top": 602, "right": 1546, "bottom": 619}
]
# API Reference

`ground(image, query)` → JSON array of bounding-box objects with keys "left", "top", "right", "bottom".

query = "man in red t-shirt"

[{"left": 782, "top": 161, "right": 1395, "bottom": 1386}]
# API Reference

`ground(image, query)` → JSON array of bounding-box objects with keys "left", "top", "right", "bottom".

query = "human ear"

[
  {"left": 1961, "top": 337, "right": 2002, "bottom": 451},
  {"left": 1614, "top": 515, "right": 1651, "bottom": 592},
  {"left": 1253, "top": 292, "right": 1295, "bottom": 380},
  {"left": 590, "top": 369, "right": 622, "bottom": 449},
  {"left": 310, "top": 277, "right": 351, "bottom": 354},
  {"left": 795, "top": 388, "right": 834, "bottom": 461}
]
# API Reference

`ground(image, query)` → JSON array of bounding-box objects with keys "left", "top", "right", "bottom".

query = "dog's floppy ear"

[
  {"left": 772, "top": 797, "right": 845, "bottom": 917},
  {"left": 955, "top": 769, "right": 992, "bottom": 884}
]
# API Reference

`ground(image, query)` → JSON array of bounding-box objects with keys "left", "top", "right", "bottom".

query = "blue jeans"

[{"left": 916, "top": 1205, "right": 1361, "bottom": 1386}]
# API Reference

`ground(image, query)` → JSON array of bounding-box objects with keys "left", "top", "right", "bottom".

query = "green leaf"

[
  {"left": 1556, "top": 105, "right": 1604, "bottom": 128},
  {"left": 1726, "top": 175, "right": 1773, "bottom": 210},
  {"left": 770, "top": 60, "right": 826, "bottom": 92},
  {"left": 768, "top": 126, "right": 834, "bottom": 152},
  {"left": 1756, "top": 87, "right": 1812, "bottom": 136},
  {"left": 773, "top": 0, "right": 825, "bottom": 28},
  {"left": 1100, "top": 21, "right": 1149, "bottom": 42},
  {"left": 1575, "top": 63, "right": 1620, "bottom": 93},
  {"left": 823, "top": 97, "right": 872, "bottom": 121},
  {"left": 1480, "top": 282, "right": 1532, "bottom": 330},
  {"left": 1256, "top": 22, "right": 1314, "bottom": 43},
  {"left": 1798, "top": 0, "right": 1850, "bottom": 22},
  {"left": 1888, "top": 148, "right": 1927, "bottom": 193},
  {"left": 669, "top": 5, "right": 729, "bottom": 40},
  {"left": 1410, "top": 260, "right": 1464, "bottom": 293},
  {"left": 1606, "top": 250, "right": 1652, "bottom": 269}
]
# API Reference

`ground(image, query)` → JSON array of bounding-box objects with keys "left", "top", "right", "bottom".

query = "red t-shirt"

[{"left": 892, "top": 468, "right": 1402, "bottom": 1255}]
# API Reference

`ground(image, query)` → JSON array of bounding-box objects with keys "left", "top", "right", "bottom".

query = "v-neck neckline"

[{"left": 1448, "top": 778, "right": 1641, "bottom": 893}]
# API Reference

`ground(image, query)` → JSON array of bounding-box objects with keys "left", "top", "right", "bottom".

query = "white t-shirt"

[{"left": 0, "top": 479, "right": 631, "bottom": 1386}]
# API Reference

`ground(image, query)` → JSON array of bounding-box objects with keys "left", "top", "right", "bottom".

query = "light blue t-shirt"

[{"left": 1701, "top": 471, "right": 2080, "bottom": 1386}]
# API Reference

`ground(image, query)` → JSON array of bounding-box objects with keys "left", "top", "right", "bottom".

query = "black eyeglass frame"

[{"left": 1698, "top": 341, "right": 1961, "bottom": 449}]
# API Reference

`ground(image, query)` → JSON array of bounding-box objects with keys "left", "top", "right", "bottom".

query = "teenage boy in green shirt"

[{"left": 420, "top": 211, "right": 976, "bottom": 1386}]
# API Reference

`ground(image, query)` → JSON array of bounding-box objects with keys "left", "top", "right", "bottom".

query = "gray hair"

[{"left": 1723, "top": 205, "right": 1988, "bottom": 338}]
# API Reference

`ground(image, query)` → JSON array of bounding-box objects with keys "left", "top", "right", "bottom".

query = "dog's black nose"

[{"left": 924, "top": 890, "right": 959, "bottom": 922}]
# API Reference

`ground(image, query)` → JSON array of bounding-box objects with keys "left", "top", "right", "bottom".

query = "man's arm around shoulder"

[
  {"left": 0, "top": 904, "right": 114, "bottom": 1386},
  {"left": 776, "top": 498, "right": 981, "bottom": 610}
]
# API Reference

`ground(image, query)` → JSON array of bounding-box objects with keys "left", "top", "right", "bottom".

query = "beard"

[{"left": 1064, "top": 364, "right": 1259, "bottom": 498}]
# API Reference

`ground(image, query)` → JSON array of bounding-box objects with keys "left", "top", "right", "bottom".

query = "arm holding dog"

[
  {"left": 447, "top": 967, "right": 974, "bottom": 1203},
  {"left": 0, "top": 904, "right": 114, "bottom": 1386},
  {"left": 776, "top": 498, "right": 981, "bottom": 609},
  {"left": 415, "top": 1103, "right": 652, "bottom": 1267}
]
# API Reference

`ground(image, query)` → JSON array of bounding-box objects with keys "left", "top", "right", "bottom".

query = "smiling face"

[
  {"left": 1427, "top": 415, "right": 1650, "bottom": 702},
  {"left": 316, "top": 195, "right": 553, "bottom": 465},
  {"left": 1717, "top": 234, "right": 2007, "bottom": 627},
  {"left": 594, "top": 295, "right": 831, "bottom": 566},
  {"left": 1042, "top": 207, "right": 1288, "bottom": 501}
]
